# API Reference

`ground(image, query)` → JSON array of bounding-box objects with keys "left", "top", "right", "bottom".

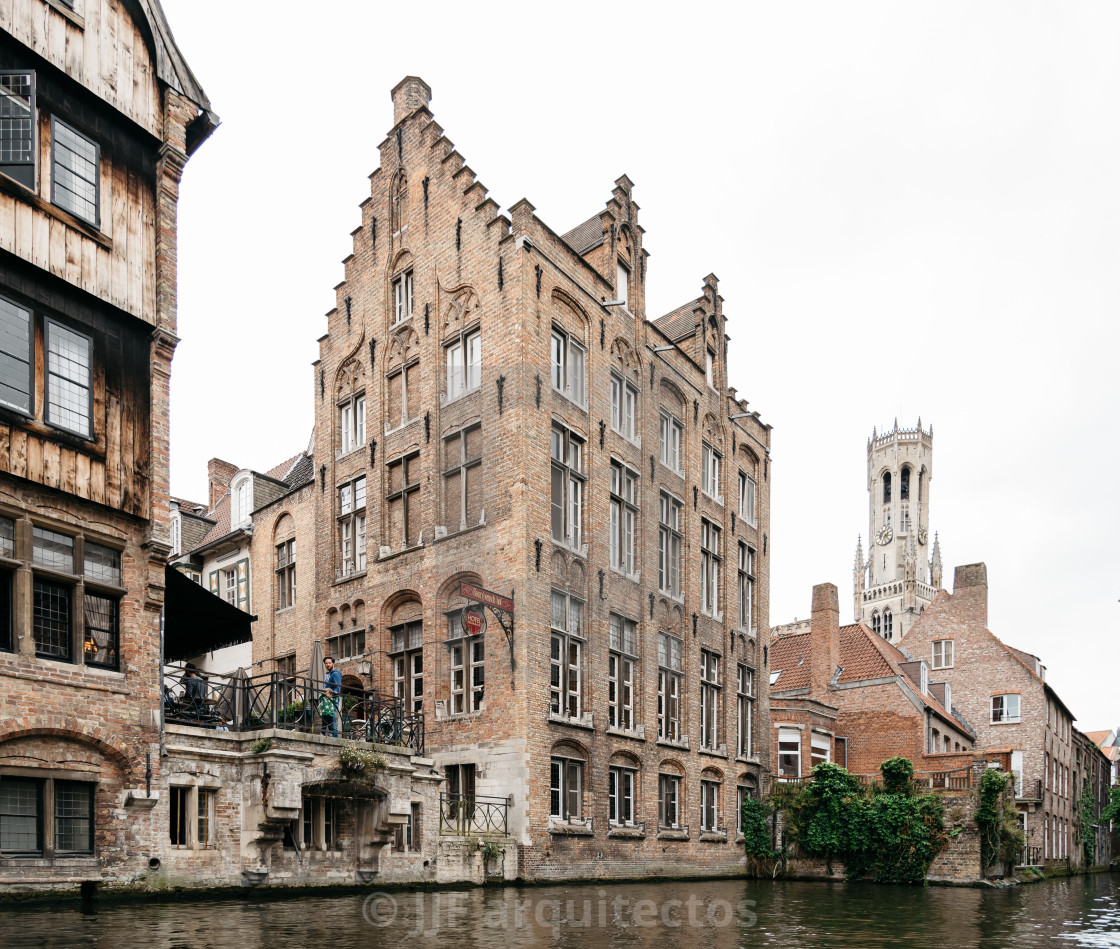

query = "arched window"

[
  {"left": 608, "top": 752, "right": 640, "bottom": 828},
  {"left": 871, "top": 611, "right": 881, "bottom": 636},
  {"left": 393, "top": 174, "right": 408, "bottom": 232},
  {"left": 900, "top": 467, "right": 910, "bottom": 500},
  {"left": 550, "top": 741, "right": 587, "bottom": 824},
  {"left": 387, "top": 597, "right": 423, "bottom": 715},
  {"left": 882, "top": 607, "right": 893, "bottom": 639},
  {"left": 882, "top": 471, "right": 892, "bottom": 504}
]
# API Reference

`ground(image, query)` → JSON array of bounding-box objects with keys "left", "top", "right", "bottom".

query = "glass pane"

[{"left": 84, "top": 542, "right": 121, "bottom": 585}]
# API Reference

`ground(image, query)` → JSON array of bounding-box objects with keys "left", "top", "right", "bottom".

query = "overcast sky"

[{"left": 159, "top": 1, "right": 1118, "bottom": 730}]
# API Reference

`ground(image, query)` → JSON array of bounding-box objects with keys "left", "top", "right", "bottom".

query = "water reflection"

[{"left": 1, "top": 874, "right": 1117, "bottom": 948}]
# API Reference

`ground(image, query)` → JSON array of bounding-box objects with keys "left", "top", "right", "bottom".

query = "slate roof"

[
  {"left": 264, "top": 453, "right": 302, "bottom": 483},
  {"left": 284, "top": 453, "right": 315, "bottom": 489},
  {"left": 561, "top": 215, "right": 605, "bottom": 255},
  {"left": 171, "top": 495, "right": 208, "bottom": 515},
  {"left": 652, "top": 300, "right": 702, "bottom": 342}
]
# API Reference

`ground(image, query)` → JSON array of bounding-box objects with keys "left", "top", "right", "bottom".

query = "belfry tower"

[{"left": 853, "top": 419, "right": 943, "bottom": 643}]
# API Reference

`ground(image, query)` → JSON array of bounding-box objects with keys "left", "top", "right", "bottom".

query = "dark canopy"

[{"left": 164, "top": 565, "right": 255, "bottom": 663}]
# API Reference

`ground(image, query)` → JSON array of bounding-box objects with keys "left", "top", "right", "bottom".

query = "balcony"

[
  {"left": 1016, "top": 778, "right": 1043, "bottom": 802},
  {"left": 438, "top": 793, "right": 510, "bottom": 836},
  {"left": 1016, "top": 846, "right": 1043, "bottom": 868},
  {"left": 162, "top": 666, "right": 424, "bottom": 755}
]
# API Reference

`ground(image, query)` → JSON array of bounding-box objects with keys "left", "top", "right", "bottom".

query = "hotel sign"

[{"left": 460, "top": 582, "right": 514, "bottom": 614}]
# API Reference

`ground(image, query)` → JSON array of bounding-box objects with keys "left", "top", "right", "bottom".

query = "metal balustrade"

[
  {"left": 163, "top": 666, "right": 424, "bottom": 754},
  {"left": 439, "top": 793, "right": 510, "bottom": 836}
]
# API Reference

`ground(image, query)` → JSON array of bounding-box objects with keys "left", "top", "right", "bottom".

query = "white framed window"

[
  {"left": 706, "top": 349, "right": 715, "bottom": 388},
  {"left": 390, "top": 620, "right": 423, "bottom": 715},
  {"left": 170, "top": 786, "right": 217, "bottom": 850},
  {"left": 657, "top": 631, "right": 682, "bottom": 741},
  {"left": 51, "top": 117, "right": 100, "bottom": 227},
  {"left": 448, "top": 613, "right": 484, "bottom": 715},
  {"left": 616, "top": 260, "right": 629, "bottom": 308},
  {"left": 701, "top": 442, "right": 721, "bottom": 500},
  {"left": 659, "top": 410, "right": 682, "bottom": 473},
  {"left": 737, "top": 543, "right": 755, "bottom": 632},
  {"left": 700, "top": 780, "right": 720, "bottom": 833},
  {"left": 700, "top": 518, "right": 721, "bottom": 615},
  {"left": 550, "top": 591, "right": 585, "bottom": 719},
  {"left": 608, "top": 766, "right": 636, "bottom": 826},
  {"left": 811, "top": 733, "right": 831, "bottom": 769},
  {"left": 700, "top": 649, "right": 720, "bottom": 750},
  {"left": 991, "top": 693, "right": 1021, "bottom": 724},
  {"left": 736, "top": 664, "right": 754, "bottom": 758},
  {"left": 550, "top": 755, "right": 583, "bottom": 821},
  {"left": 738, "top": 472, "right": 757, "bottom": 528},
  {"left": 608, "top": 614, "right": 637, "bottom": 731},
  {"left": 932, "top": 640, "right": 953, "bottom": 669},
  {"left": 658, "top": 773, "right": 680, "bottom": 829},
  {"left": 446, "top": 328, "right": 481, "bottom": 400},
  {"left": 778, "top": 727, "right": 801, "bottom": 779},
  {"left": 339, "top": 393, "right": 366, "bottom": 455},
  {"left": 658, "top": 491, "right": 682, "bottom": 597},
  {"left": 610, "top": 373, "right": 638, "bottom": 441},
  {"left": 609, "top": 461, "right": 638, "bottom": 575},
  {"left": 550, "top": 425, "right": 584, "bottom": 550},
  {"left": 232, "top": 477, "right": 251, "bottom": 527},
  {"left": 393, "top": 270, "right": 414, "bottom": 324},
  {"left": 550, "top": 327, "right": 585, "bottom": 405},
  {"left": 338, "top": 475, "right": 367, "bottom": 575}
]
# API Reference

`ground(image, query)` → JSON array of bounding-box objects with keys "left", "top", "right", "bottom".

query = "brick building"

[
  {"left": 260, "top": 76, "right": 775, "bottom": 880},
  {"left": 770, "top": 583, "right": 973, "bottom": 783},
  {"left": 0, "top": 0, "right": 215, "bottom": 891},
  {"left": 900, "top": 563, "right": 1108, "bottom": 869}
]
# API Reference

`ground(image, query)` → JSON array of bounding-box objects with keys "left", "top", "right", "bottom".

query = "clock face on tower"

[
  {"left": 918, "top": 527, "right": 927, "bottom": 545},
  {"left": 876, "top": 525, "right": 893, "bottom": 546}
]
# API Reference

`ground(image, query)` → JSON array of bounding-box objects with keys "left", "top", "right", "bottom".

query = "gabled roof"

[
  {"left": 171, "top": 495, "right": 209, "bottom": 516},
  {"left": 1084, "top": 730, "right": 1112, "bottom": 747},
  {"left": 772, "top": 622, "right": 970, "bottom": 735},
  {"left": 264, "top": 453, "right": 303, "bottom": 483},
  {"left": 561, "top": 214, "right": 605, "bottom": 256},
  {"left": 653, "top": 299, "right": 702, "bottom": 342}
]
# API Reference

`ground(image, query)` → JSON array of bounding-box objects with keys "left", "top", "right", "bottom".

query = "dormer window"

[{"left": 232, "top": 477, "right": 252, "bottom": 528}]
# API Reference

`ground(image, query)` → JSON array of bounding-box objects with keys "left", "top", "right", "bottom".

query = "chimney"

[
  {"left": 391, "top": 76, "right": 432, "bottom": 126},
  {"left": 207, "top": 458, "right": 238, "bottom": 510},
  {"left": 952, "top": 563, "right": 988, "bottom": 628},
  {"left": 809, "top": 583, "right": 841, "bottom": 696}
]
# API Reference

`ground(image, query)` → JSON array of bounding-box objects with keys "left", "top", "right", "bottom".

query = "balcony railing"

[
  {"left": 439, "top": 793, "right": 509, "bottom": 836},
  {"left": 1016, "top": 846, "right": 1042, "bottom": 867},
  {"left": 163, "top": 666, "right": 424, "bottom": 754},
  {"left": 1016, "top": 779, "right": 1043, "bottom": 802},
  {"left": 773, "top": 767, "right": 972, "bottom": 795}
]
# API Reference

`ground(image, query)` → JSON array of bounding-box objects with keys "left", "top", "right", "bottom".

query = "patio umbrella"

[{"left": 310, "top": 639, "right": 324, "bottom": 692}]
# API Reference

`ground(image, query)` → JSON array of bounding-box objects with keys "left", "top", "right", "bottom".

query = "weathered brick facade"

[
  {"left": 900, "top": 563, "right": 1107, "bottom": 869},
  {"left": 0, "top": 0, "right": 215, "bottom": 894},
  {"left": 243, "top": 76, "right": 778, "bottom": 880}
]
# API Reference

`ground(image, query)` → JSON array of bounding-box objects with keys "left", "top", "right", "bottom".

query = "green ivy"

[
  {"left": 1101, "top": 785, "right": 1120, "bottom": 825},
  {"left": 741, "top": 797, "right": 776, "bottom": 859},
  {"left": 977, "top": 769, "right": 1024, "bottom": 868},
  {"left": 783, "top": 759, "right": 948, "bottom": 884},
  {"left": 1078, "top": 785, "right": 1098, "bottom": 867}
]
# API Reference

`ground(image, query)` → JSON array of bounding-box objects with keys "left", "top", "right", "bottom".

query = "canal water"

[{"left": 2, "top": 873, "right": 1118, "bottom": 948}]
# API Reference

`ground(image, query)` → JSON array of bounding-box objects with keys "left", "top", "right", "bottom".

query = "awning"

[{"left": 164, "top": 564, "right": 256, "bottom": 663}]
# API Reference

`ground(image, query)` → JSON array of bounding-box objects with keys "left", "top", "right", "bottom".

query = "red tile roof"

[
  {"left": 768, "top": 632, "right": 811, "bottom": 690},
  {"left": 1084, "top": 730, "right": 1112, "bottom": 746}
]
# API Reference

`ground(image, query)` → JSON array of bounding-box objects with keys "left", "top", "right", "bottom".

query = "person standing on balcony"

[{"left": 321, "top": 656, "right": 342, "bottom": 737}]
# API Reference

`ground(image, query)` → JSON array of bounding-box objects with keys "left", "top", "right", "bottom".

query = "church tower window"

[
  {"left": 882, "top": 472, "right": 891, "bottom": 503},
  {"left": 900, "top": 467, "right": 910, "bottom": 500}
]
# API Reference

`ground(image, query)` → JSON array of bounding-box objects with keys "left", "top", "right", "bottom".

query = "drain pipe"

[{"left": 159, "top": 605, "right": 166, "bottom": 759}]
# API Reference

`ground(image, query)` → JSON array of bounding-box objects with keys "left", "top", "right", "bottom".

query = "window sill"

[
  {"left": 656, "top": 735, "right": 690, "bottom": 751},
  {"left": 990, "top": 719, "right": 1022, "bottom": 726},
  {"left": 275, "top": 605, "right": 297, "bottom": 616},
  {"left": 551, "top": 386, "right": 587, "bottom": 411},
  {"left": 548, "top": 711, "right": 594, "bottom": 731},
  {"left": 384, "top": 415, "right": 420, "bottom": 436},
  {"left": 701, "top": 491, "right": 724, "bottom": 507},
  {"left": 552, "top": 539, "right": 588, "bottom": 559},
  {"left": 433, "top": 522, "right": 486, "bottom": 544},
  {"left": 699, "top": 746, "right": 729, "bottom": 760},
  {"left": 609, "top": 427, "right": 641, "bottom": 450},
  {"left": 609, "top": 565, "right": 640, "bottom": 585},
  {"left": 607, "top": 825, "right": 645, "bottom": 839},
  {"left": 440, "top": 386, "right": 481, "bottom": 408},
  {"left": 331, "top": 566, "right": 367, "bottom": 582},
  {"left": 606, "top": 725, "right": 646, "bottom": 742},
  {"left": 699, "top": 831, "right": 729, "bottom": 843},
  {"left": 376, "top": 544, "right": 423, "bottom": 563},
  {"left": 658, "top": 590, "right": 685, "bottom": 605},
  {"left": 0, "top": 855, "right": 99, "bottom": 869},
  {"left": 548, "top": 819, "right": 594, "bottom": 836},
  {"left": 0, "top": 174, "right": 111, "bottom": 249},
  {"left": 735, "top": 754, "right": 762, "bottom": 766},
  {"left": 336, "top": 446, "right": 367, "bottom": 462},
  {"left": 656, "top": 828, "right": 689, "bottom": 841}
]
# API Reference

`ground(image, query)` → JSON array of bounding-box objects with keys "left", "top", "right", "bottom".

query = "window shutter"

[
  {"left": 236, "top": 558, "right": 250, "bottom": 611},
  {"left": 209, "top": 571, "right": 218, "bottom": 595}
]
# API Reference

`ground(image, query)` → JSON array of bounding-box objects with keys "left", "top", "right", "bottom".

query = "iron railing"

[
  {"left": 1017, "top": 779, "right": 1043, "bottom": 801},
  {"left": 439, "top": 793, "right": 509, "bottom": 836},
  {"left": 163, "top": 666, "right": 424, "bottom": 754},
  {"left": 772, "top": 767, "right": 972, "bottom": 795},
  {"left": 1016, "top": 846, "right": 1042, "bottom": 867}
]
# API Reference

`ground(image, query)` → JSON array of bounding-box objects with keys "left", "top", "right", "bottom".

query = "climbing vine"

[
  {"left": 976, "top": 768, "right": 1025, "bottom": 869},
  {"left": 784, "top": 759, "right": 948, "bottom": 884},
  {"left": 740, "top": 796, "right": 785, "bottom": 878},
  {"left": 1078, "top": 785, "right": 1098, "bottom": 867}
]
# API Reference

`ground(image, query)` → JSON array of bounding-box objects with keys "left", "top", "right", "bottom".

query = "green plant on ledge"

[
  {"left": 339, "top": 743, "right": 386, "bottom": 775},
  {"left": 479, "top": 839, "right": 502, "bottom": 864},
  {"left": 249, "top": 737, "right": 273, "bottom": 754},
  {"left": 977, "top": 769, "right": 1025, "bottom": 869}
]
